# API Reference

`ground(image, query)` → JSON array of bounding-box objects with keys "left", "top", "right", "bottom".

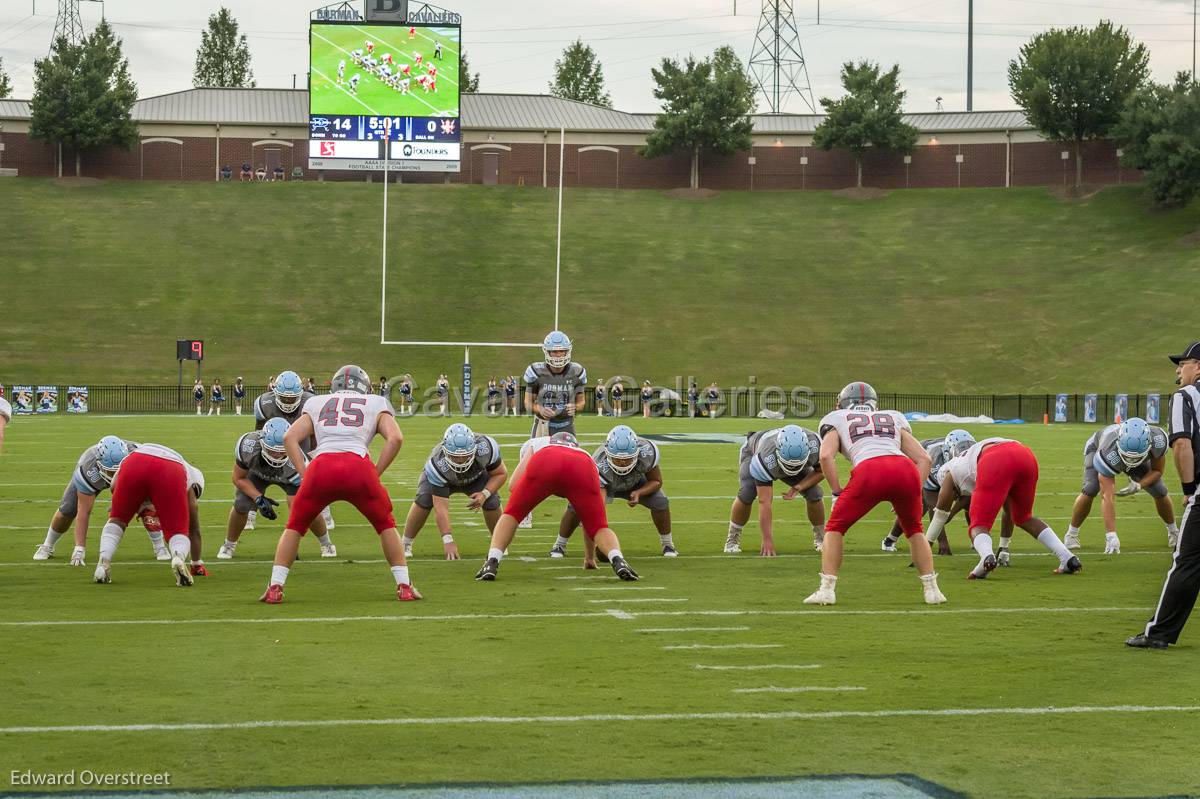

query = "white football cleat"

[
  {"left": 803, "top": 573, "right": 837, "bottom": 605},
  {"left": 518, "top": 514, "right": 533, "bottom": 529},
  {"left": 70, "top": 547, "right": 86, "bottom": 566},
  {"left": 996, "top": 547, "right": 1011, "bottom": 567},
  {"left": 813, "top": 530, "right": 825, "bottom": 552},
  {"left": 154, "top": 546, "right": 171, "bottom": 561},
  {"left": 403, "top": 544, "right": 413, "bottom": 558},
  {"left": 1063, "top": 530, "right": 1081, "bottom": 550},
  {"left": 32, "top": 544, "right": 54, "bottom": 561},
  {"left": 1104, "top": 532, "right": 1121, "bottom": 554},
  {"left": 723, "top": 529, "right": 743, "bottom": 554},
  {"left": 921, "top": 573, "right": 947, "bottom": 604},
  {"left": 93, "top": 562, "right": 111, "bottom": 584},
  {"left": 217, "top": 544, "right": 236, "bottom": 560},
  {"left": 245, "top": 510, "right": 257, "bottom": 531},
  {"left": 322, "top": 507, "right": 335, "bottom": 530},
  {"left": 171, "top": 555, "right": 194, "bottom": 587},
  {"left": 320, "top": 544, "right": 338, "bottom": 558},
  {"left": 880, "top": 538, "right": 897, "bottom": 553}
]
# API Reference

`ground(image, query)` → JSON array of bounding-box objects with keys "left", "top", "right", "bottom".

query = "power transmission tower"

[
  {"left": 52, "top": 0, "right": 85, "bottom": 46},
  {"left": 748, "top": 0, "right": 816, "bottom": 113}
]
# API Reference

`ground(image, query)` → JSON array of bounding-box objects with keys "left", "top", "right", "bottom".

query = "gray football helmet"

[
  {"left": 837, "top": 381, "right": 878, "bottom": 410},
  {"left": 331, "top": 365, "right": 372, "bottom": 394}
]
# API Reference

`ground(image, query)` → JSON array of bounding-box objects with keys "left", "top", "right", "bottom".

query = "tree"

[
  {"left": 642, "top": 45, "right": 756, "bottom": 190},
  {"left": 193, "top": 7, "right": 255, "bottom": 88},
  {"left": 460, "top": 49, "right": 480, "bottom": 93},
  {"left": 812, "top": 61, "right": 917, "bottom": 189},
  {"left": 549, "top": 39, "right": 610, "bottom": 107},
  {"left": 30, "top": 22, "right": 138, "bottom": 177},
  {"left": 1114, "top": 72, "right": 1200, "bottom": 207},
  {"left": 0, "top": 57, "right": 12, "bottom": 99},
  {"left": 1008, "top": 21, "right": 1149, "bottom": 188}
]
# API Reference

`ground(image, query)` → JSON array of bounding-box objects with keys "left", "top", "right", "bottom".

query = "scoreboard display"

[{"left": 308, "top": 20, "right": 461, "bottom": 172}]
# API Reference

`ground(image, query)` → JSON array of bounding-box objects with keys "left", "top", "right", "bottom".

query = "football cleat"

[
  {"left": 997, "top": 547, "right": 1011, "bottom": 567},
  {"left": 245, "top": 511, "right": 257, "bottom": 531},
  {"left": 968, "top": 554, "right": 997, "bottom": 580},
  {"left": 93, "top": 562, "right": 112, "bottom": 584},
  {"left": 69, "top": 547, "right": 86, "bottom": 566},
  {"left": 217, "top": 544, "right": 236, "bottom": 560},
  {"left": 1055, "top": 555, "right": 1083, "bottom": 575},
  {"left": 475, "top": 558, "right": 499, "bottom": 581},
  {"left": 804, "top": 587, "right": 836, "bottom": 605},
  {"left": 548, "top": 543, "right": 566, "bottom": 558},
  {"left": 723, "top": 529, "right": 743, "bottom": 554},
  {"left": 322, "top": 508, "right": 336, "bottom": 530},
  {"left": 171, "top": 555, "right": 194, "bottom": 587},
  {"left": 662, "top": 544, "right": 679, "bottom": 557},
  {"left": 813, "top": 530, "right": 824, "bottom": 552},
  {"left": 33, "top": 544, "right": 54, "bottom": 561},
  {"left": 921, "top": 573, "right": 947, "bottom": 604},
  {"left": 154, "top": 546, "right": 171, "bottom": 562},
  {"left": 518, "top": 514, "right": 533, "bottom": 529},
  {"left": 1125, "top": 633, "right": 1168, "bottom": 649},
  {"left": 1063, "top": 530, "right": 1081, "bottom": 550},
  {"left": 320, "top": 544, "right": 338, "bottom": 558},
  {"left": 403, "top": 544, "right": 413, "bottom": 558},
  {"left": 880, "top": 537, "right": 897, "bottom": 553},
  {"left": 611, "top": 556, "right": 639, "bottom": 581},
  {"left": 259, "top": 584, "right": 284, "bottom": 604},
  {"left": 397, "top": 583, "right": 423, "bottom": 601},
  {"left": 190, "top": 562, "right": 209, "bottom": 577}
]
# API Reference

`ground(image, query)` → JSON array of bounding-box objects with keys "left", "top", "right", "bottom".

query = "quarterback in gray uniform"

[
  {"left": 1066, "top": 417, "right": 1177, "bottom": 553},
  {"left": 402, "top": 424, "right": 509, "bottom": 560},
  {"left": 217, "top": 418, "right": 336, "bottom": 560},
  {"left": 33, "top": 436, "right": 169, "bottom": 565},
  {"left": 552, "top": 425, "right": 677, "bottom": 558},
  {"left": 524, "top": 330, "right": 587, "bottom": 437},
  {"left": 881, "top": 434, "right": 971, "bottom": 556},
  {"left": 725, "top": 425, "right": 826, "bottom": 557}
]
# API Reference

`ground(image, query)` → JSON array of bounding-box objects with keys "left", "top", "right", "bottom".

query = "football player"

[
  {"left": 524, "top": 330, "right": 587, "bottom": 438},
  {"left": 402, "top": 423, "right": 508, "bottom": 560},
  {"left": 474, "top": 433, "right": 639, "bottom": 582},
  {"left": 0, "top": 392, "right": 9, "bottom": 453},
  {"left": 33, "top": 437, "right": 169, "bottom": 565},
  {"left": 365, "top": 40, "right": 375, "bottom": 54},
  {"left": 725, "top": 425, "right": 825, "bottom": 556},
  {"left": 1065, "top": 417, "right": 1177, "bottom": 552},
  {"left": 880, "top": 430, "right": 974, "bottom": 555},
  {"left": 217, "top": 418, "right": 337, "bottom": 560},
  {"left": 349, "top": 74, "right": 361, "bottom": 94},
  {"left": 94, "top": 444, "right": 205, "bottom": 587},
  {"left": 552, "top": 425, "right": 676, "bottom": 558},
  {"left": 428, "top": 77, "right": 437, "bottom": 94},
  {"left": 927, "top": 437, "right": 1081, "bottom": 579},
  {"left": 254, "top": 370, "right": 333, "bottom": 531},
  {"left": 434, "top": 41, "right": 443, "bottom": 59},
  {"left": 337, "top": 59, "right": 346, "bottom": 84},
  {"left": 808, "top": 382, "right": 946, "bottom": 605},
  {"left": 413, "top": 51, "right": 423, "bottom": 66},
  {"left": 259, "top": 366, "right": 418, "bottom": 604},
  {"left": 350, "top": 48, "right": 364, "bottom": 65}
]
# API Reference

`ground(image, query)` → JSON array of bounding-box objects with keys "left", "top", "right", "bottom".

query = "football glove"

[
  {"left": 1116, "top": 481, "right": 1141, "bottom": 497},
  {"left": 254, "top": 494, "right": 280, "bottom": 521}
]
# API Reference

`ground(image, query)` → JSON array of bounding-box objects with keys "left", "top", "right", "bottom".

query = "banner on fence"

[
  {"left": 1055, "top": 394, "right": 1068, "bottom": 423},
  {"left": 36, "top": 386, "right": 58, "bottom": 413},
  {"left": 67, "top": 386, "right": 89, "bottom": 414},
  {"left": 1146, "top": 393, "right": 1161, "bottom": 425},
  {"left": 1114, "top": 394, "right": 1129, "bottom": 424},
  {"left": 1084, "top": 394, "right": 1098, "bottom": 423},
  {"left": 12, "top": 386, "right": 35, "bottom": 414}
]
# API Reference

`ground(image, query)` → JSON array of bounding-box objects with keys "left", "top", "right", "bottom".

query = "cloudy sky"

[{"left": 0, "top": 0, "right": 1195, "bottom": 113}]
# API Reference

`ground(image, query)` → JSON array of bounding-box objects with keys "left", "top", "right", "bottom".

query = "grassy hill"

[{"left": 1, "top": 178, "right": 1196, "bottom": 393}]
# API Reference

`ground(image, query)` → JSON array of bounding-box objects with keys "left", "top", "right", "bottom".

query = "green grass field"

[
  {"left": 309, "top": 23, "right": 460, "bottom": 118},
  {"left": 2, "top": 413, "right": 1199, "bottom": 798},
  {"left": 0, "top": 180, "right": 1196, "bottom": 393}
]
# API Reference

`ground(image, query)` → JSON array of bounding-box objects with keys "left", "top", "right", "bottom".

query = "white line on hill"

[
  {"left": 694, "top": 664, "right": 821, "bottom": 671},
  {"left": 734, "top": 686, "right": 865, "bottom": 694},
  {"left": 637, "top": 626, "right": 750, "bottom": 633},
  {"left": 587, "top": 598, "right": 689, "bottom": 604},
  {"left": 663, "top": 643, "right": 783, "bottom": 650}
]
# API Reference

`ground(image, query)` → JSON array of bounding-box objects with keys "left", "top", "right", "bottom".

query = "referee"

[{"left": 1127, "top": 341, "right": 1200, "bottom": 649}]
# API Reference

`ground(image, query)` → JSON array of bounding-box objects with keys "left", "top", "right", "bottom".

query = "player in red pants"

[
  {"left": 474, "top": 433, "right": 639, "bottom": 581},
  {"left": 926, "top": 438, "right": 1081, "bottom": 578},
  {"left": 259, "top": 365, "right": 419, "bottom": 604},
  {"left": 808, "top": 382, "right": 946, "bottom": 605},
  {"left": 95, "top": 443, "right": 202, "bottom": 587}
]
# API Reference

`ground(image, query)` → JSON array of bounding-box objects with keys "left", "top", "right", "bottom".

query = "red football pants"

[
  {"left": 286, "top": 452, "right": 396, "bottom": 535},
  {"left": 969, "top": 442, "right": 1039, "bottom": 532},
  {"left": 109, "top": 452, "right": 189, "bottom": 541},
  {"left": 826, "top": 455, "right": 924, "bottom": 537},
  {"left": 505, "top": 447, "right": 609, "bottom": 538}
]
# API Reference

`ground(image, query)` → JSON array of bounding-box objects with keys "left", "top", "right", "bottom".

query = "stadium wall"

[{"left": 0, "top": 120, "right": 1137, "bottom": 189}]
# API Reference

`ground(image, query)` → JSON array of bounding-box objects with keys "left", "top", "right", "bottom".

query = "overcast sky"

[{"left": 0, "top": 0, "right": 1195, "bottom": 113}]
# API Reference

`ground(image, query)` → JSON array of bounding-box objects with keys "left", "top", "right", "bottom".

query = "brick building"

[{"left": 0, "top": 88, "right": 1137, "bottom": 189}]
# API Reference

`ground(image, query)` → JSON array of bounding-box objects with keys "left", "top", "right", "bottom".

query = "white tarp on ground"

[{"left": 907, "top": 413, "right": 997, "bottom": 424}]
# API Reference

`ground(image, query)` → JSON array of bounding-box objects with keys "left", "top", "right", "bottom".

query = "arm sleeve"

[
  {"left": 1093, "top": 452, "right": 1118, "bottom": 478},
  {"left": 749, "top": 455, "right": 773, "bottom": 485},
  {"left": 522, "top": 365, "right": 538, "bottom": 386},
  {"left": 71, "top": 469, "right": 99, "bottom": 496},
  {"left": 576, "top": 367, "right": 588, "bottom": 391},
  {"left": 484, "top": 437, "right": 502, "bottom": 469},
  {"left": 423, "top": 461, "right": 448, "bottom": 488}
]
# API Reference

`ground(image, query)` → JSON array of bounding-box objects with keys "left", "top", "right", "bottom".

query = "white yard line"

[
  {"left": 663, "top": 643, "right": 783, "bottom": 651},
  {"left": 588, "top": 598, "right": 689, "bottom": 604},
  {"left": 5, "top": 704, "right": 1196, "bottom": 735},
  {"left": 605, "top": 608, "right": 634, "bottom": 620},
  {"left": 637, "top": 626, "right": 750, "bottom": 633},
  {"left": 351, "top": 25, "right": 459, "bottom": 86},
  {"left": 572, "top": 586, "right": 666, "bottom": 591},
  {"left": 309, "top": 62, "right": 379, "bottom": 116},
  {"left": 695, "top": 664, "right": 821, "bottom": 671},
  {"left": 733, "top": 686, "right": 865, "bottom": 694}
]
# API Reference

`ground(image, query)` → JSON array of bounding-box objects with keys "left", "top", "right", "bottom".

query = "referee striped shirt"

[{"left": 1169, "top": 384, "right": 1200, "bottom": 465}]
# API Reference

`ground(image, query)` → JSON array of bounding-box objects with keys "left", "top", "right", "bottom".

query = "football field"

[
  {"left": 309, "top": 23, "right": 460, "bottom": 118},
  {"left": 2, "top": 415, "right": 1199, "bottom": 798}
]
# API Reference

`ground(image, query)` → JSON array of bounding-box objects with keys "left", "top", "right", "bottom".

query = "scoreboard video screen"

[{"left": 308, "top": 20, "right": 460, "bottom": 172}]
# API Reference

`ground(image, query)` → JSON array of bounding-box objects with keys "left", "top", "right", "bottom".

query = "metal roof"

[{"left": 0, "top": 89, "right": 1033, "bottom": 133}]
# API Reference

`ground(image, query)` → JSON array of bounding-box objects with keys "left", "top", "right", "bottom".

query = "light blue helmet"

[
  {"left": 95, "top": 436, "right": 130, "bottom": 482},
  {"left": 605, "top": 425, "right": 640, "bottom": 475},
  {"left": 943, "top": 429, "right": 976, "bottom": 461},
  {"left": 776, "top": 425, "right": 811, "bottom": 476},
  {"left": 261, "top": 417, "right": 290, "bottom": 467},
  {"left": 542, "top": 330, "right": 572, "bottom": 370},
  {"left": 273, "top": 370, "right": 304, "bottom": 413},
  {"left": 442, "top": 423, "right": 477, "bottom": 473},
  {"left": 1117, "top": 417, "right": 1152, "bottom": 468}
]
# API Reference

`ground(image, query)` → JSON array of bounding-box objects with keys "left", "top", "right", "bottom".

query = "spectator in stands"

[
  {"left": 642, "top": 381, "right": 653, "bottom": 418},
  {"left": 487, "top": 377, "right": 501, "bottom": 415},
  {"left": 688, "top": 381, "right": 699, "bottom": 418},
  {"left": 304, "top": 377, "right": 317, "bottom": 393},
  {"left": 595, "top": 378, "right": 606, "bottom": 417},
  {"left": 379, "top": 375, "right": 389, "bottom": 396},
  {"left": 221, "top": 165, "right": 233, "bottom": 181},
  {"left": 397, "top": 374, "right": 413, "bottom": 415},
  {"left": 273, "top": 164, "right": 285, "bottom": 182},
  {"left": 209, "top": 379, "right": 225, "bottom": 416},
  {"left": 267, "top": 374, "right": 277, "bottom": 392},
  {"left": 255, "top": 165, "right": 267, "bottom": 181},
  {"left": 437, "top": 374, "right": 450, "bottom": 416},
  {"left": 193, "top": 379, "right": 205, "bottom": 416},
  {"left": 706, "top": 382, "right": 720, "bottom": 418},
  {"left": 612, "top": 380, "right": 625, "bottom": 418},
  {"left": 233, "top": 377, "right": 246, "bottom": 416},
  {"left": 505, "top": 375, "right": 518, "bottom": 416},
  {"left": 240, "top": 162, "right": 252, "bottom": 182}
]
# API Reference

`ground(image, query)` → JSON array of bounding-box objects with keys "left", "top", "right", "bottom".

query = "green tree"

[
  {"left": 642, "top": 45, "right": 756, "bottom": 190},
  {"left": 1114, "top": 72, "right": 1200, "bottom": 207},
  {"left": 812, "top": 61, "right": 917, "bottom": 189},
  {"left": 30, "top": 22, "right": 138, "bottom": 177},
  {"left": 1008, "top": 21, "right": 1148, "bottom": 188},
  {"left": 0, "top": 56, "right": 12, "bottom": 99},
  {"left": 460, "top": 49, "right": 480, "bottom": 93},
  {"left": 549, "top": 39, "right": 610, "bottom": 107},
  {"left": 193, "top": 7, "right": 255, "bottom": 88}
]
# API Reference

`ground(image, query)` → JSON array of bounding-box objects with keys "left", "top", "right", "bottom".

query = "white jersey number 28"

[{"left": 846, "top": 412, "right": 897, "bottom": 442}]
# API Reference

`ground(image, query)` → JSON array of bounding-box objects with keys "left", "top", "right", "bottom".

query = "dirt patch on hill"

[
  {"left": 1048, "top": 184, "right": 1105, "bottom": 201},
  {"left": 51, "top": 177, "right": 102, "bottom": 187},
  {"left": 830, "top": 187, "right": 889, "bottom": 200},
  {"left": 664, "top": 188, "right": 719, "bottom": 200}
]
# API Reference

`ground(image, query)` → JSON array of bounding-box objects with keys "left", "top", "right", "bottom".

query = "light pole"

[{"left": 967, "top": 0, "right": 974, "bottom": 111}]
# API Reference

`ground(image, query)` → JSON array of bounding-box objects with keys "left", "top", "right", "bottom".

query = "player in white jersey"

[
  {"left": 398, "top": 77, "right": 411, "bottom": 94},
  {"left": 337, "top": 59, "right": 346, "bottom": 83},
  {"left": 927, "top": 437, "right": 1081, "bottom": 579},
  {"left": 350, "top": 48, "right": 364, "bottom": 64},
  {"left": 0, "top": 394, "right": 10, "bottom": 453},
  {"left": 348, "top": 74, "right": 361, "bottom": 94},
  {"left": 260, "top": 365, "right": 419, "bottom": 604},
  {"left": 807, "top": 382, "right": 945, "bottom": 606}
]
